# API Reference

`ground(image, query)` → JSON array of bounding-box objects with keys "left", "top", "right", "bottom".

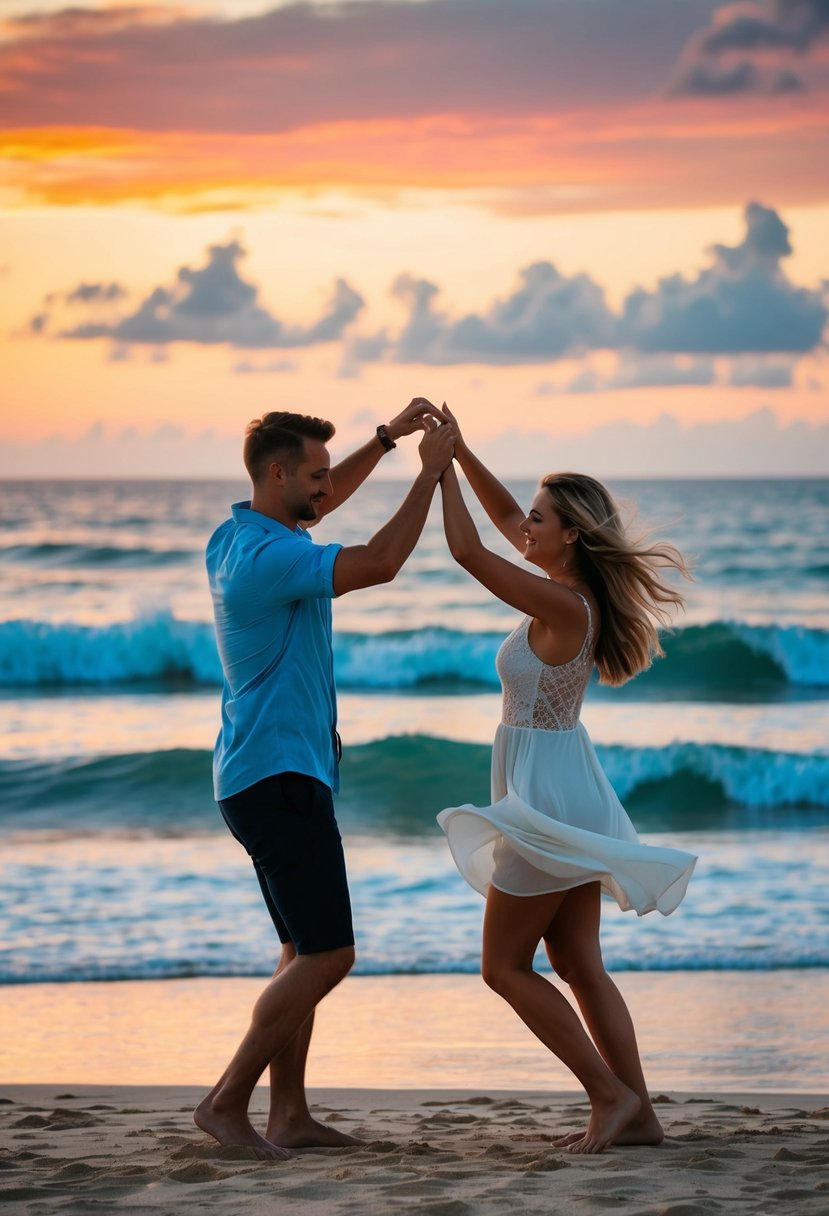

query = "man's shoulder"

[
  {"left": 205, "top": 516, "right": 237, "bottom": 567},
  {"left": 208, "top": 516, "right": 327, "bottom": 581}
]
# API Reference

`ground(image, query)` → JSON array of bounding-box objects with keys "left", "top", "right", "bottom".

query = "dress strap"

[{"left": 573, "top": 591, "right": 593, "bottom": 653}]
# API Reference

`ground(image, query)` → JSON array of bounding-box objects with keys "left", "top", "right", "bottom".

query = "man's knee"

[
  {"left": 334, "top": 943, "right": 356, "bottom": 977},
  {"left": 312, "top": 943, "right": 355, "bottom": 986}
]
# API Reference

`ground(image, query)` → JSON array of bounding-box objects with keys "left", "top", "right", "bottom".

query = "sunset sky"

[{"left": 2, "top": 0, "right": 828, "bottom": 477}]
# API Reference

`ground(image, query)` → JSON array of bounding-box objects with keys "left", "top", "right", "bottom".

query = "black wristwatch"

[{"left": 376, "top": 424, "right": 396, "bottom": 452}]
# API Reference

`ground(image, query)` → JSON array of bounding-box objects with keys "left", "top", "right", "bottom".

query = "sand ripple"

[{"left": 1, "top": 1086, "right": 828, "bottom": 1215}]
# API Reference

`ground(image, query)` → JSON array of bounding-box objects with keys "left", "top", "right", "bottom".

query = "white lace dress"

[{"left": 437, "top": 594, "right": 696, "bottom": 915}]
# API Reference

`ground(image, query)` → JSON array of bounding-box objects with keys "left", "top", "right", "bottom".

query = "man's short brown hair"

[{"left": 243, "top": 411, "right": 335, "bottom": 481}]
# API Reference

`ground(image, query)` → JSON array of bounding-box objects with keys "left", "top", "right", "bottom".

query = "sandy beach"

[{"left": 2, "top": 1083, "right": 828, "bottom": 1215}]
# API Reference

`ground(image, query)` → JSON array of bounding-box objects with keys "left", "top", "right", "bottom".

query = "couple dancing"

[{"left": 197, "top": 399, "right": 696, "bottom": 1158}]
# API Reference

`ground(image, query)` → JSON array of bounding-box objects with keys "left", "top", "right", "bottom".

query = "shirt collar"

[{"left": 230, "top": 501, "right": 306, "bottom": 537}]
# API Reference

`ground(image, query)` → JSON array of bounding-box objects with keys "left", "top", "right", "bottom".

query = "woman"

[{"left": 436, "top": 406, "right": 696, "bottom": 1154}]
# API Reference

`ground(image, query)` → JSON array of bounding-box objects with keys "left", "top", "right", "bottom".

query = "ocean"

[{"left": 1, "top": 476, "right": 828, "bottom": 995}]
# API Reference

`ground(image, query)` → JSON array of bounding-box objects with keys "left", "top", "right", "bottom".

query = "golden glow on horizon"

[{"left": 2, "top": 98, "right": 828, "bottom": 212}]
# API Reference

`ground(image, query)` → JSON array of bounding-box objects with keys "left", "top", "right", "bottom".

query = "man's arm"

[
  {"left": 332, "top": 420, "right": 455, "bottom": 595},
  {"left": 309, "top": 398, "right": 447, "bottom": 524}
]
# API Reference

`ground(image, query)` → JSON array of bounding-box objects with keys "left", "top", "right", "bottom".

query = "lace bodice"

[{"left": 496, "top": 593, "right": 594, "bottom": 731}]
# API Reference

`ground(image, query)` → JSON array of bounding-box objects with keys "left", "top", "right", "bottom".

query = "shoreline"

[
  {"left": 2, "top": 1084, "right": 828, "bottom": 1215},
  {"left": 4, "top": 969, "right": 828, "bottom": 1092}
]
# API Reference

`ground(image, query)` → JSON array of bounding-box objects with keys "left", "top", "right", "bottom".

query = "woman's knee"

[
  {"left": 548, "top": 947, "right": 605, "bottom": 988},
  {"left": 481, "top": 953, "right": 526, "bottom": 998},
  {"left": 481, "top": 955, "right": 502, "bottom": 994}
]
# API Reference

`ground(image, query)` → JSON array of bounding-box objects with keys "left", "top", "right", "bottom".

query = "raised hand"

[
  {"left": 441, "top": 403, "right": 468, "bottom": 457},
  {"left": 387, "top": 397, "right": 449, "bottom": 440},
  {"left": 418, "top": 415, "right": 456, "bottom": 477}
]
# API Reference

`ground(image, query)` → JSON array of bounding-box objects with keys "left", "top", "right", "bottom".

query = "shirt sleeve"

[{"left": 252, "top": 533, "right": 342, "bottom": 604}]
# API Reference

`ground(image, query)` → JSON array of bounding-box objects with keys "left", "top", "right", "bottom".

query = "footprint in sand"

[
  {"left": 411, "top": 1202, "right": 473, "bottom": 1215},
  {"left": 656, "top": 1206, "right": 720, "bottom": 1216},
  {"left": 516, "top": 1155, "right": 570, "bottom": 1173},
  {"left": 0, "top": 1187, "right": 55, "bottom": 1202},
  {"left": 11, "top": 1115, "right": 50, "bottom": 1128},
  {"left": 52, "top": 1162, "right": 100, "bottom": 1180},
  {"left": 167, "top": 1161, "right": 234, "bottom": 1183},
  {"left": 170, "top": 1142, "right": 279, "bottom": 1163}
]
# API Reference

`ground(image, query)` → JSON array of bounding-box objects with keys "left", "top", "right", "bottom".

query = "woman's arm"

[
  {"left": 440, "top": 464, "right": 586, "bottom": 636},
  {"left": 333, "top": 420, "right": 455, "bottom": 595},
  {"left": 444, "top": 404, "right": 526, "bottom": 553}
]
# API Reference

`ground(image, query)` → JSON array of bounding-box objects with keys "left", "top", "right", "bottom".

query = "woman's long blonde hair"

[{"left": 542, "top": 473, "right": 689, "bottom": 686}]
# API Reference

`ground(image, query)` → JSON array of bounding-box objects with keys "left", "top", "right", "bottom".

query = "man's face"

[{"left": 282, "top": 439, "right": 333, "bottom": 522}]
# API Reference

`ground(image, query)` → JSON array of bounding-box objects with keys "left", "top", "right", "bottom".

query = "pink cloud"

[{"left": 0, "top": 1, "right": 727, "bottom": 132}]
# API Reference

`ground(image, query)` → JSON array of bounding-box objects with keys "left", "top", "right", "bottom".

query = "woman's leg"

[
  {"left": 482, "top": 884, "right": 640, "bottom": 1153},
  {"left": 544, "top": 883, "right": 663, "bottom": 1147}
]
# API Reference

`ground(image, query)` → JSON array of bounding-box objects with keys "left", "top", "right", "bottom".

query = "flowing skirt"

[{"left": 437, "top": 722, "right": 696, "bottom": 916}]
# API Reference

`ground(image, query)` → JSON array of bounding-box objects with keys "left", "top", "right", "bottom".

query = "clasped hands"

[{"left": 387, "top": 397, "right": 461, "bottom": 479}]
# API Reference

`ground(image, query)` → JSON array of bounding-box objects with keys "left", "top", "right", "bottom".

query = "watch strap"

[{"left": 376, "top": 424, "right": 396, "bottom": 452}]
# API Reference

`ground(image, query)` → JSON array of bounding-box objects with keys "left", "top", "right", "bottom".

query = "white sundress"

[{"left": 437, "top": 594, "right": 697, "bottom": 916}]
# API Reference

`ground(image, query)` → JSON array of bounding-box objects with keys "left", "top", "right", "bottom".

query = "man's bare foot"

[
  {"left": 266, "top": 1113, "right": 361, "bottom": 1149},
  {"left": 552, "top": 1106, "right": 664, "bottom": 1150},
  {"left": 567, "top": 1085, "right": 642, "bottom": 1155},
  {"left": 194, "top": 1099, "right": 292, "bottom": 1160}
]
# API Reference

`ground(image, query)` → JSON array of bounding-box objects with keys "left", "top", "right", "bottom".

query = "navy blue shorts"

[{"left": 218, "top": 771, "right": 354, "bottom": 955}]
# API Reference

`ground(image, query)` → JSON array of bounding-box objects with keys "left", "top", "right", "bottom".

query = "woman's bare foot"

[
  {"left": 610, "top": 1109, "right": 664, "bottom": 1146},
  {"left": 552, "top": 1104, "right": 664, "bottom": 1150},
  {"left": 266, "top": 1113, "right": 362, "bottom": 1149},
  {"left": 567, "top": 1085, "right": 642, "bottom": 1154},
  {"left": 194, "top": 1099, "right": 292, "bottom": 1160},
  {"left": 551, "top": 1129, "right": 586, "bottom": 1148}
]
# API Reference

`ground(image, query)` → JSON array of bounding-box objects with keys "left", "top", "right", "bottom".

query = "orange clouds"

[
  {"left": 0, "top": 0, "right": 827, "bottom": 212},
  {"left": 3, "top": 98, "right": 828, "bottom": 213}
]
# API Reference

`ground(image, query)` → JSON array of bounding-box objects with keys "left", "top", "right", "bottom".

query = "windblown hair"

[
  {"left": 244, "top": 411, "right": 335, "bottom": 482},
  {"left": 541, "top": 472, "right": 690, "bottom": 686}
]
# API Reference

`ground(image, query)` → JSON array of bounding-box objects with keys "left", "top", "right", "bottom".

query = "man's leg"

[
  {"left": 194, "top": 943, "right": 353, "bottom": 1153},
  {"left": 248, "top": 943, "right": 361, "bottom": 1147},
  {"left": 198, "top": 773, "right": 356, "bottom": 1153},
  {"left": 265, "top": 1004, "right": 362, "bottom": 1147}
]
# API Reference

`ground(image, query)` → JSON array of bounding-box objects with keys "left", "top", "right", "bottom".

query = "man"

[{"left": 196, "top": 400, "right": 454, "bottom": 1157}]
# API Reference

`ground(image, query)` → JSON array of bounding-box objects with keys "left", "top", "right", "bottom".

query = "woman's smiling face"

[{"left": 520, "top": 489, "right": 578, "bottom": 572}]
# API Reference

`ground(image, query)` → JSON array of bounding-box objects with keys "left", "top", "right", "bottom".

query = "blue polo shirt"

[{"left": 206, "top": 501, "right": 342, "bottom": 800}]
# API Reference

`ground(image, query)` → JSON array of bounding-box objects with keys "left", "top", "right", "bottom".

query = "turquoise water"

[{"left": 0, "top": 477, "right": 827, "bottom": 983}]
